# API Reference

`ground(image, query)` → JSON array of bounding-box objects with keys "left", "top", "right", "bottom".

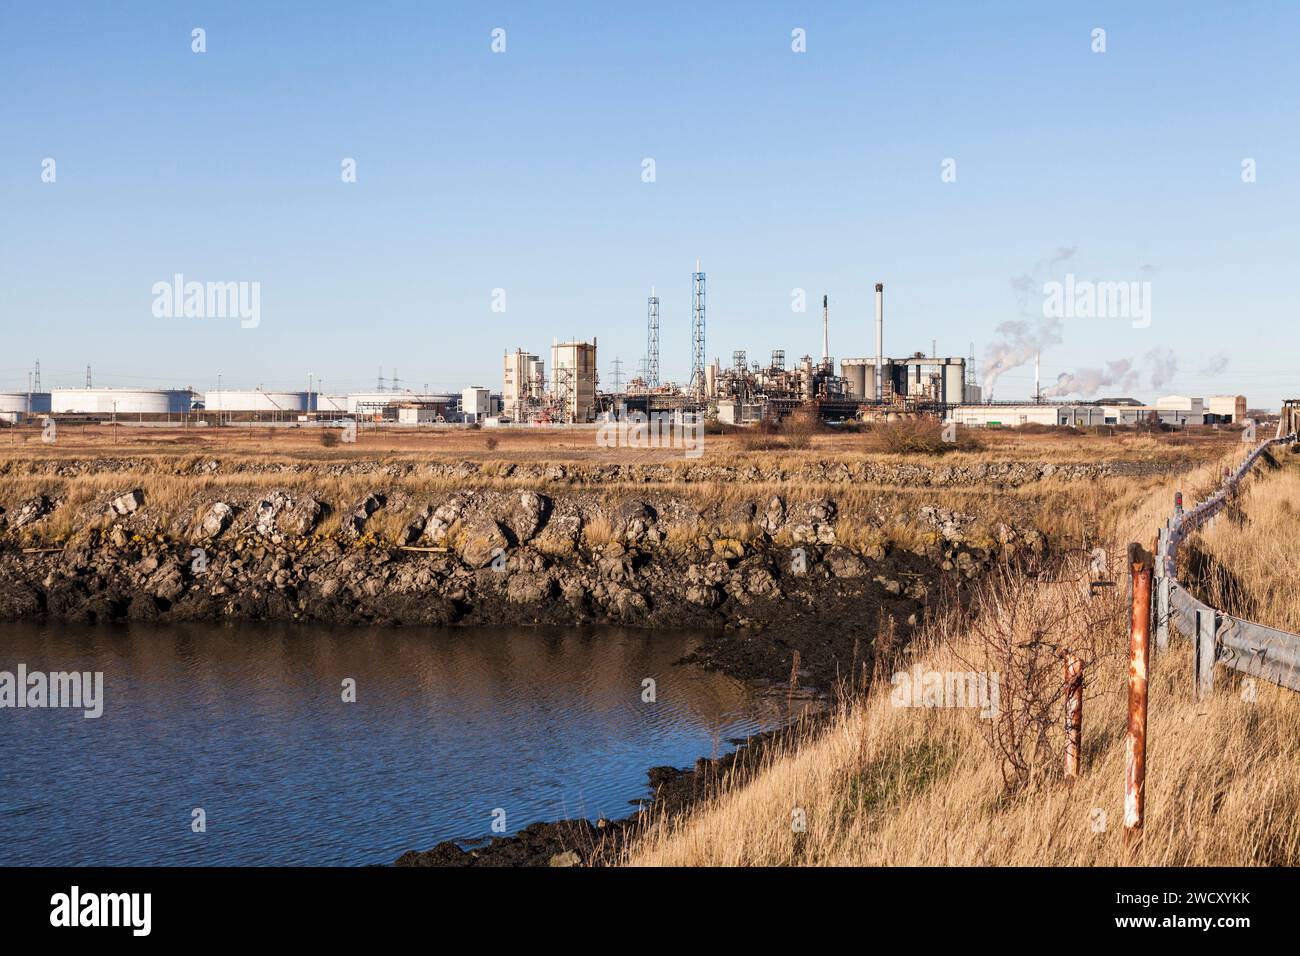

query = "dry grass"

[
  {"left": 1191, "top": 454, "right": 1300, "bottom": 633},
  {"left": 624, "top": 442, "right": 1300, "bottom": 866}
]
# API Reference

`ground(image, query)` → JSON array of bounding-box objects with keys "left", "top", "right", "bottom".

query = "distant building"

[
  {"left": 946, "top": 394, "right": 1249, "bottom": 429},
  {"left": 551, "top": 339, "right": 598, "bottom": 423},
  {"left": 503, "top": 349, "right": 545, "bottom": 422},
  {"left": 1206, "top": 395, "right": 1247, "bottom": 424},
  {"left": 461, "top": 386, "right": 492, "bottom": 423}
]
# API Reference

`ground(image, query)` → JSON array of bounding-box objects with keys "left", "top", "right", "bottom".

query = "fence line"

[{"left": 1156, "top": 432, "right": 1300, "bottom": 694}]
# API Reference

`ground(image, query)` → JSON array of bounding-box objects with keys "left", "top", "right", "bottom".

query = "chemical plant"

[{"left": 0, "top": 264, "right": 1254, "bottom": 430}]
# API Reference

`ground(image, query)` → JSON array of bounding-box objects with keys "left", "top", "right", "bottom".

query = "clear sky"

[{"left": 2, "top": 2, "right": 1296, "bottom": 406}]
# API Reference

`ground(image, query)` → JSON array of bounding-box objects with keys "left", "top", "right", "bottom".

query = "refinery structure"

[{"left": 0, "top": 263, "right": 1261, "bottom": 429}]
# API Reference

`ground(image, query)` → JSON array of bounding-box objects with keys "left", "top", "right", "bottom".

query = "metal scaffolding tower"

[
  {"left": 689, "top": 260, "right": 706, "bottom": 402},
  {"left": 646, "top": 288, "right": 660, "bottom": 388}
]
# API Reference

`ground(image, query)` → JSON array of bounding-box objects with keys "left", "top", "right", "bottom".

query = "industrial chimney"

[
  {"left": 874, "top": 282, "right": 884, "bottom": 403},
  {"left": 822, "top": 294, "right": 829, "bottom": 366}
]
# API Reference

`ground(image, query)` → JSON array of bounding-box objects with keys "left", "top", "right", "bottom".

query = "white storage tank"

[
  {"left": 0, "top": 392, "right": 52, "bottom": 414},
  {"left": 50, "top": 388, "right": 193, "bottom": 414},
  {"left": 203, "top": 390, "right": 310, "bottom": 412}
]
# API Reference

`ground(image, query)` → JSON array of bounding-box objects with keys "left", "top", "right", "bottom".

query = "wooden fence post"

[
  {"left": 1062, "top": 651, "right": 1083, "bottom": 779},
  {"left": 1124, "top": 544, "right": 1153, "bottom": 848},
  {"left": 1194, "top": 608, "right": 1216, "bottom": 701},
  {"left": 1156, "top": 574, "right": 1170, "bottom": 653}
]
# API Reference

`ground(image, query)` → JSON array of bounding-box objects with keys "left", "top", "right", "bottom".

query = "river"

[{"left": 0, "top": 621, "right": 783, "bottom": 865}]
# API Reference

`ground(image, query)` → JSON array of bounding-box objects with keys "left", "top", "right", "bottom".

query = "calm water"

[{"left": 0, "top": 622, "right": 781, "bottom": 866}]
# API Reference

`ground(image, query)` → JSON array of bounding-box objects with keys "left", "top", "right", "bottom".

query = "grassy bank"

[{"left": 623, "top": 444, "right": 1300, "bottom": 866}]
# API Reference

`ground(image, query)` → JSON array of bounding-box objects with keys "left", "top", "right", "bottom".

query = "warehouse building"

[{"left": 946, "top": 395, "right": 1251, "bottom": 429}]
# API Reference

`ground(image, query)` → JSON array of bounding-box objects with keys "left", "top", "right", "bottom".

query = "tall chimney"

[
  {"left": 821, "top": 294, "right": 829, "bottom": 366},
  {"left": 1034, "top": 351, "right": 1041, "bottom": 403},
  {"left": 874, "top": 282, "right": 884, "bottom": 402}
]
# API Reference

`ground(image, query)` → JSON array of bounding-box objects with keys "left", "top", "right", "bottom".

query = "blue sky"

[{"left": 2, "top": 2, "right": 1296, "bottom": 406}]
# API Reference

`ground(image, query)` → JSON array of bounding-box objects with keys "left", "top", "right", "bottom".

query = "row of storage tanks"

[{"left": 0, "top": 388, "right": 455, "bottom": 416}]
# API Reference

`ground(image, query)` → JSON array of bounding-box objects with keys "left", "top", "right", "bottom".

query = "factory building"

[
  {"left": 49, "top": 387, "right": 194, "bottom": 415},
  {"left": 946, "top": 395, "right": 1251, "bottom": 429},
  {"left": 461, "top": 386, "right": 495, "bottom": 423},
  {"left": 340, "top": 391, "right": 455, "bottom": 416},
  {"left": 551, "top": 339, "right": 598, "bottom": 423},
  {"left": 1205, "top": 395, "right": 1247, "bottom": 424},
  {"left": 503, "top": 349, "right": 545, "bottom": 422}
]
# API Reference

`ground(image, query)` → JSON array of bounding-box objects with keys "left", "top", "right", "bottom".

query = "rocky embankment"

[
  {"left": 0, "top": 481, "right": 1047, "bottom": 690},
  {"left": 0, "top": 453, "right": 1171, "bottom": 486}
]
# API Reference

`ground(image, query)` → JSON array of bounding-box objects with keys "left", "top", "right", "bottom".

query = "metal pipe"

[{"left": 1124, "top": 544, "right": 1153, "bottom": 847}]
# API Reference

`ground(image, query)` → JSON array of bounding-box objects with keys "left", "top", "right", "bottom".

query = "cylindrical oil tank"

[
  {"left": 203, "top": 390, "right": 310, "bottom": 412},
  {"left": 50, "top": 388, "right": 193, "bottom": 414},
  {"left": 0, "top": 391, "right": 52, "bottom": 414}
]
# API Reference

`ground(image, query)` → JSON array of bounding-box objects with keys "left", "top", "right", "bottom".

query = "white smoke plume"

[
  {"left": 1042, "top": 359, "right": 1139, "bottom": 398},
  {"left": 1145, "top": 347, "right": 1178, "bottom": 389},
  {"left": 981, "top": 247, "right": 1077, "bottom": 396},
  {"left": 1199, "top": 352, "right": 1229, "bottom": 377}
]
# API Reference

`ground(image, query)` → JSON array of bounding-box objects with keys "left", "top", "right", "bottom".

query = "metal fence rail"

[{"left": 1155, "top": 433, "right": 1300, "bottom": 694}]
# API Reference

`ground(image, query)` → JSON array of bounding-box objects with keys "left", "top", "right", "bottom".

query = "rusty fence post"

[
  {"left": 1062, "top": 651, "right": 1083, "bottom": 779},
  {"left": 1194, "top": 608, "right": 1216, "bottom": 701},
  {"left": 1124, "top": 544, "right": 1153, "bottom": 848}
]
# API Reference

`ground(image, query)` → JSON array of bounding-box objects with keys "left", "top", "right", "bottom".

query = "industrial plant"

[{"left": 0, "top": 265, "right": 1257, "bottom": 430}]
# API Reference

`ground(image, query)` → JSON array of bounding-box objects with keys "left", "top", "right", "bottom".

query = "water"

[{"left": 0, "top": 622, "right": 782, "bottom": 866}]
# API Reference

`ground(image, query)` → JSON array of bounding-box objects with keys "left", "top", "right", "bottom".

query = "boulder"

[
  {"left": 617, "top": 499, "right": 657, "bottom": 543},
  {"left": 510, "top": 491, "right": 551, "bottom": 543},
  {"left": 825, "top": 547, "right": 867, "bottom": 578},
  {"left": 535, "top": 513, "right": 581, "bottom": 555},
  {"left": 423, "top": 497, "right": 467, "bottom": 545},
  {"left": 507, "top": 572, "right": 555, "bottom": 604},
  {"left": 109, "top": 489, "right": 145, "bottom": 516},
  {"left": 460, "top": 519, "right": 508, "bottom": 569},
  {"left": 759, "top": 495, "right": 786, "bottom": 534},
  {"left": 345, "top": 493, "right": 386, "bottom": 537},
  {"left": 200, "top": 502, "right": 234, "bottom": 540},
  {"left": 11, "top": 494, "right": 54, "bottom": 529}
]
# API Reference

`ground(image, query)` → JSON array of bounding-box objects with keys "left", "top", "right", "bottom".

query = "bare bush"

[
  {"left": 953, "top": 552, "right": 1126, "bottom": 789},
  {"left": 866, "top": 418, "right": 980, "bottom": 455}
]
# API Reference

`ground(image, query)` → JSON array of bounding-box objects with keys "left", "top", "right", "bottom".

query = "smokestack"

[
  {"left": 822, "top": 294, "right": 829, "bottom": 366},
  {"left": 874, "top": 282, "right": 884, "bottom": 402},
  {"left": 1034, "top": 352, "right": 1041, "bottom": 403}
]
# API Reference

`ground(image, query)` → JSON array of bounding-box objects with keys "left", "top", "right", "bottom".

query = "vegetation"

[{"left": 622, "top": 444, "right": 1300, "bottom": 866}]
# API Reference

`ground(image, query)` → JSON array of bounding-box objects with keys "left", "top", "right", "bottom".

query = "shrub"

[{"left": 319, "top": 430, "right": 340, "bottom": 448}]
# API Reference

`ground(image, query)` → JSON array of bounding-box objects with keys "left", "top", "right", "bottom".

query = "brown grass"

[
  {"left": 623, "top": 441, "right": 1300, "bottom": 866},
  {"left": 1191, "top": 455, "right": 1300, "bottom": 633}
]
